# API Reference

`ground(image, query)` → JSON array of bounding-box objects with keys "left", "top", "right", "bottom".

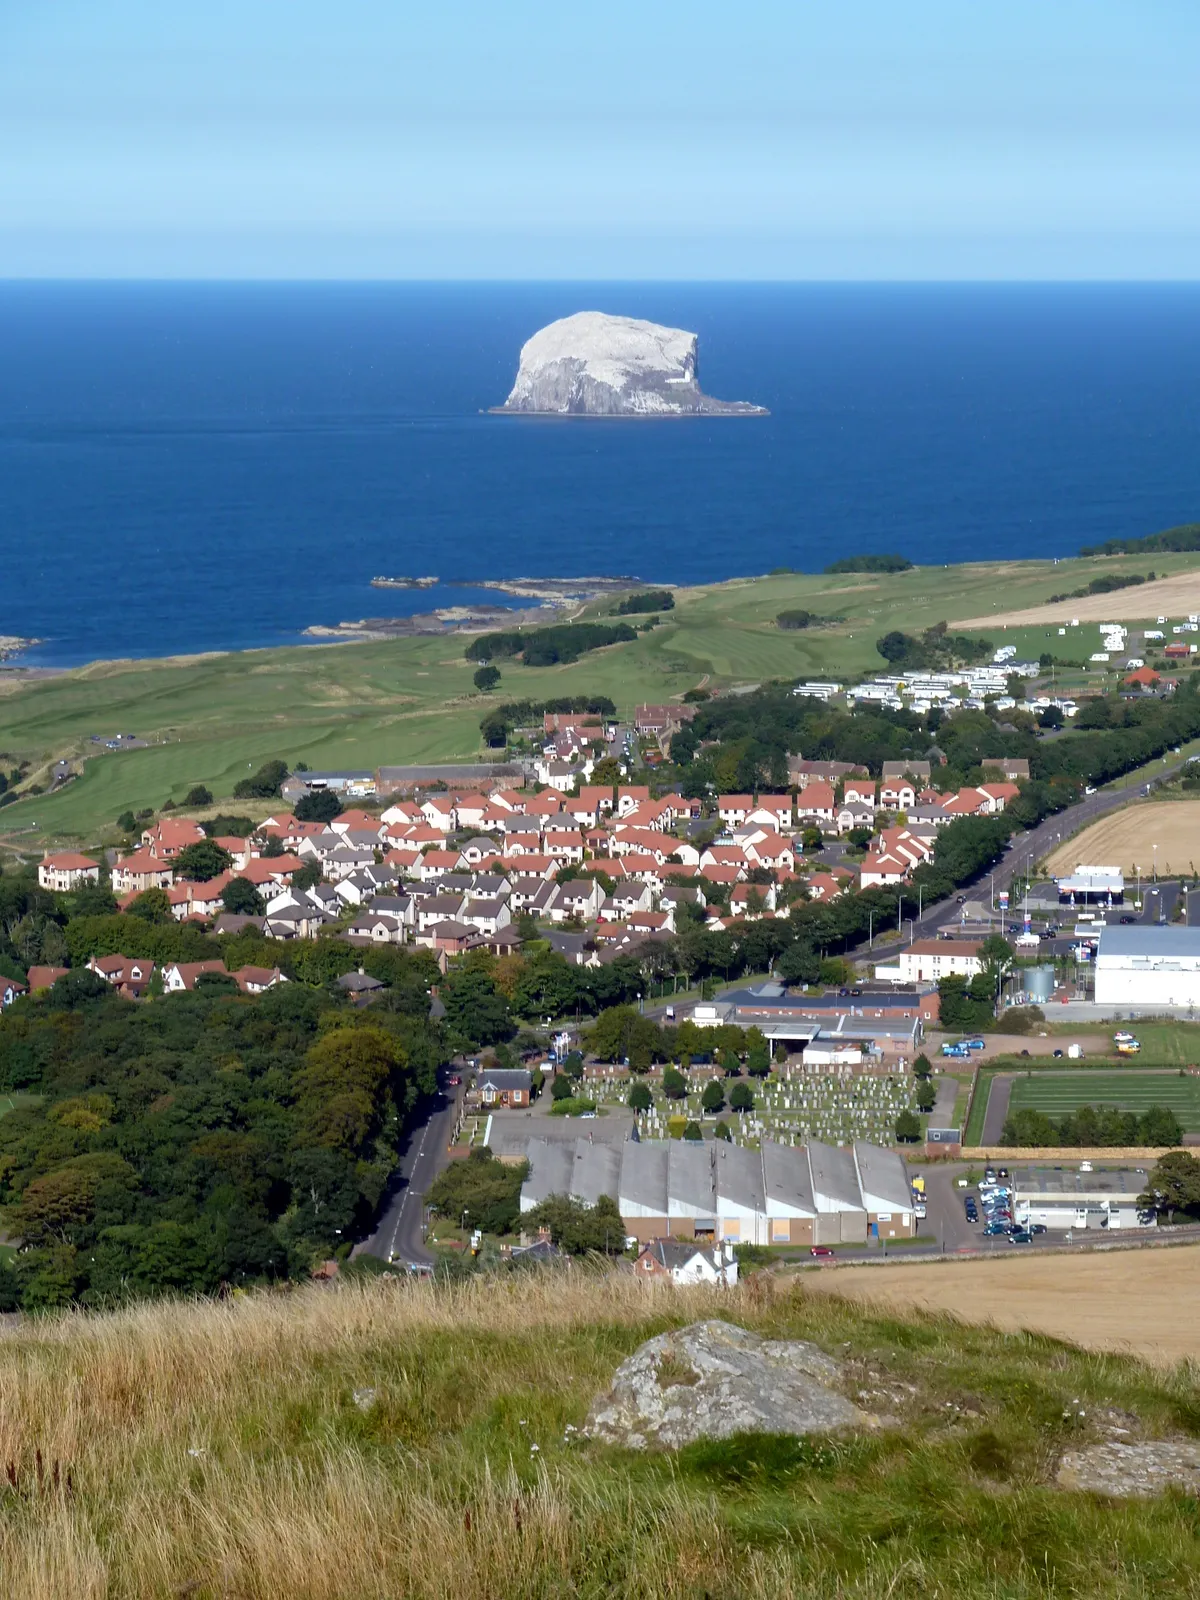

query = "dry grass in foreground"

[
  {"left": 2, "top": 1268, "right": 1200, "bottom": 1598},
  {"left": 803, "top": 1243, "right": 1200, "bottom": 1364}
]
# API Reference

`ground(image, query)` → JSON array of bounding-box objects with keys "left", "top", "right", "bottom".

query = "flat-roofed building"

[
  {"left": 1014, "top": 1165, "right": 1155, "bottom": 1231},
  {"left": 1095, "top": 925, "right": 1200, "bottom": 1008},
  {"left": 1056, "top": 864, "right": 1124, "bottom": 904}
]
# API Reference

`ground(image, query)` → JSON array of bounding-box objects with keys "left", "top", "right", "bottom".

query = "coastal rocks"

[
  {"left": 1057, "top": 1439, "right": 1200, "bottom": 1497},
  {"left": 495, "top": 312, "right": 767, "bottom": 417},
  {"left": 583, "top": 1320, "right": 869, "bottom": 1450}
]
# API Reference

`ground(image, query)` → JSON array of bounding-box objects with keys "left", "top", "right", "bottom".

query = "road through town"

[{"left": 359, "top": 1076, "right": 459, "bottom": 1267}]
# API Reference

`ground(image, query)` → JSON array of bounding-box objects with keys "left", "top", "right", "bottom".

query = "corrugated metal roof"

[
  {"left": 520, "top": 1138, "right": 573, "bottom": 1206},
  {"left": 807, "top": 1140, "right": 863, "bottom": 1209},
  {"left": 853, "top": 1142, "right": 911, "bottom": 1211},
  {"left": 571, "top": 1141, "right": 621, "bottom": 1206},
  {"left": 1097, "top": 925, "right": 1200, "bottom": 960},
  {"left": 618, "top": 1141, "right": 669, "bottom": 1213},
  {"left": 668, "top": 1140, "right": 716, "bottom": 1215},
  {"left": 712, "top": 1139, "right": 765, "bottom": 1212},
  {"left": 761, "top": 1142, "right": 817, "bottom": 1215}
]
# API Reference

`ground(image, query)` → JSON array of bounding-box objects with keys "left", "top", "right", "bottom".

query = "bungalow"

[
  {"left": 476, "top": 1067, "right": 532, "bottom": 1109},
  {"left": 38, "top": 851, "right": 101, "bottom": 892},
  {"left": 628, "top": 908, "right": 675, "bottom": 936},
  {"left": 346, "top": 913, "right": 406, "bottom": 945},
  {"left": 418, "top": 919, "right": 478, "bottom": 957},
  {"left": 111, "top": 851, "right": 174, "bottom": 895}
]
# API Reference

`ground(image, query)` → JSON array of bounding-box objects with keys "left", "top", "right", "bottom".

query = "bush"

[
  {"left": 993, "top": 1006, "right": 1045, "bottom": 1034},
  {"left": 548, "top": 1096, "right": 598, "bottom": 1116},
  {"left": 183, "top": 784, "right": 213, "bottom": 807},
  {"left": 232, "top": 760, "right": 288, "bottom": 800},
  {"left": 473, "top": 664, "right": 501, "bottom": 692},
  {"left": 615, "top": 589, "right": 674, "bottom": 615},
  {"left": 682, "top": 1121, "right": 703, "bottom": 1141},
  {"left": 826, "top": 553, "right": 913, "bottom": 574},
  {"left": 295, "top": 790, "right": 344, "bottom": 824}
]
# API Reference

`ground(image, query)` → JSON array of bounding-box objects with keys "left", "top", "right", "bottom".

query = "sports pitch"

[{"left": 1007, "top": 1068, "right": 1200, "bottom": 1129}]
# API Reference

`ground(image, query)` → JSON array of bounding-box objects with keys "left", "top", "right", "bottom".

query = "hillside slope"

[{"left": 2, "top": 1270, "right": 1200, "bottom": 1598}]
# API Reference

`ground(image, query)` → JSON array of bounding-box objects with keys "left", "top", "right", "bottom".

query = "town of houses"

[{"left": 28, "top": 712, "right": 1028, "bottom": 1000}]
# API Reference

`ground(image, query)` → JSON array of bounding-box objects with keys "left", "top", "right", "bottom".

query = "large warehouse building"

[
  {"left": 1094, "top": 925, "right": 1200, "bottom": 1008},
  {"left": 517, "top": 1135, "right": 915, "bottom": 1246}
]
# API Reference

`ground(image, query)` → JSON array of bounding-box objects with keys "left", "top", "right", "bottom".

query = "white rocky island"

[{"left": 494, "top": 311, "right": 767, "bottom": 417}]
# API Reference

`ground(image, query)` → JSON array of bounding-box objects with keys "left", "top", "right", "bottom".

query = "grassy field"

[
  {"left": 3, "top": 1270, "right": 1200, "bottom": 1596},
  {"left": 0, "top": 1093, "right": 42, "bottom": 1119},
  {"left": 804, "top": 1243, "right": 1200, "bottom": 1365},
  {"left": 5, "top": 551, "right": 1200, "bottom": 848},
  {"left": 1007, "top": 1069, "right": 1200, "bottom": 1128},
  {"left": 1045, "top": 1021, "right": 1200, "bottom": 1063}
]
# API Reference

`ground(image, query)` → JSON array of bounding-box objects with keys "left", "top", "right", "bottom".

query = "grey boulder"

[
  {"left": 1057, "top": 1440, "right": 1200, "bottom": 1497},
  {"left": 584, "top": 1319, "right": 870, "bottom": 1450}
]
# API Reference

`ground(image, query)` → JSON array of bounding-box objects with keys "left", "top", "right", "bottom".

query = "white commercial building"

[
  {"left": 1094, "top": 925, "right": 1200, "bottom": 1008},
  {"left": 1014, "top": 1166, "right": 1155, "bottom": 1232}
]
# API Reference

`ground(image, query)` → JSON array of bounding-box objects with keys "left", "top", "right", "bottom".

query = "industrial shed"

[{"left": 517, "top": 1136, "right": 913, "bottom": 1246}]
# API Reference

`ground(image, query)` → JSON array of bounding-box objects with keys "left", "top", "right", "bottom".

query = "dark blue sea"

[{"left": 4, "top": 281, "right": 1200, "bottom": 668}]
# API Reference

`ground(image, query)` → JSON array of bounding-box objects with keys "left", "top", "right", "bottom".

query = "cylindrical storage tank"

[{"left": 1025, "top": 966, "right": 1056, "bottom": 1004}]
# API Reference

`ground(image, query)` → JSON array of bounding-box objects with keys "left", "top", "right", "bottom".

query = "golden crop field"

[
  {"left": 954, "top": 567, "right": 1200, "bottom": 628},
  {"left": 1045, "top": 800, "right": 1200, "bottom": 879},
  {"left": 805, "top": 1245, "right": 1200, "bottom": 1364}
]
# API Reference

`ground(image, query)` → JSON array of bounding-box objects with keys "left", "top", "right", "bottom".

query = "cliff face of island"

[{"left": 494, "top": 312, "right": 767, "bottom": 417}]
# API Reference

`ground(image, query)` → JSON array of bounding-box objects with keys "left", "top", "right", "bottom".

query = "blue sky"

[{"left": 2, "top": 0, "right": 1198, "bottom": 277}]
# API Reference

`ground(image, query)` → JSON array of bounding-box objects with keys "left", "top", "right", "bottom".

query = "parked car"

[
  {"left": 1052, "top": 1048, "right": 1064, "bottom": 1058},
  {"left": 1119, "top": 915, "right": 1136, "bottom": 924},
  {"left": 941, "top": 1043, "right": 969, "bottom": 1059},
  {"left": 810, "top": 1245, "right": 835, "bottom": 1259},
  {"left": 1028, "top": 1224, "right": 1047, "bottom": 1235},
  {"left": 964, "top": 1038, "right": 987, "bottom": 1052},
  {"left": 983, "top": 1221, "right": 1009, "bottom": 1236}
]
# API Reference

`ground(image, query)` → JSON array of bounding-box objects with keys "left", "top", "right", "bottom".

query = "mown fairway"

[
  {"left": 5, "top": 549, "right": 1200, "bottom": 847},
  {"left": 1007, "top": 1068, "right": 1200, "bottom": 1128}
]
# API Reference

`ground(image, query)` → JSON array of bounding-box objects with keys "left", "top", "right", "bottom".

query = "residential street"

[{"left": 359, "top": 1073, "right": 460, "bottom": 1267}]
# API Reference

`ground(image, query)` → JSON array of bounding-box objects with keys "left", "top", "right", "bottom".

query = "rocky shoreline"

[{"left": 0, "top": 635, "right": 40, "bottom": 662}]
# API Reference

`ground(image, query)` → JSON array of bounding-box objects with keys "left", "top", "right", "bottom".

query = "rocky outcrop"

[
  {"left": 495, "top": 313, "right": 767, "bottom": 417},
  {"left": 583, "top": 1320, "right": 869, "bottom": 1450},
  {"left": 1057, "top": 1440, "right": 1200, "bottom": 1497}
]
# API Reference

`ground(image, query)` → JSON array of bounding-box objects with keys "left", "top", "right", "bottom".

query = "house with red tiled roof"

[
  {"left": 26, "top": 966, "right": 68, "bottom": 992},
  {"left": 747, "top": 798, "right": 792, "bottom": 831},
  {"left": 977, "top": 782, "right": 1020, "bottom": 813},
  {"left": 525, "top": 789, "right": 565, "bottom": 817},
  {"left": 1124, "top": 666, "right": 1161, "bottom": 691},
  {"left": 87, "top": 954, "right": 156, "bottom": 998},
  {"left": 0, "top": 974, "right": 26, "bottom": 1007},
  {"left": 795, "top": 782, "right": 836, "bottom": 823},
  {"left": 38, "top": 852, "right": 100, "bottom": 892},
  {"left": 716, "top": 794, "right": 754, "bottom": 827},
  {"left": 616, "top": 785, "right": 650, "bottom": 817},
  {"left": 142, "top": 818, "right": 206, "bottom": 859},
  {"left": 805, "top": 871, "right": 851, "bottom": 901},
  {"left": 744, "top": 834, "right": 795, "bottom": 872},
  {"left": 111, "top": 851, "right": 174, "bottom": 895},
  {"left": 698, "top": 862, "right": 745, "bottom": 886}
]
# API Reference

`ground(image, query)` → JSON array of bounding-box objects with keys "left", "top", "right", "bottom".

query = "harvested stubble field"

[
  {"left": 953, "top": 566, "right": 1200, "bottom": 628},
  {"left": 5, "top": 1270, "right": 1200, "bottom": 1597},
  {"left": 805, "top": 1244, "right": 1200, "bottom": 1365},
  {"left": 1045, "top": 799, "right": 1200, "bottom": 879}
]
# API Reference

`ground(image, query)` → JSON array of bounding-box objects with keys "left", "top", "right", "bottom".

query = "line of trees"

[
  {"left": 466, "top": 621, "right": 638, "bottom": 668},
  {"left": 1001, "top": 1103, "right": 1183, "bottom": 1149}
]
